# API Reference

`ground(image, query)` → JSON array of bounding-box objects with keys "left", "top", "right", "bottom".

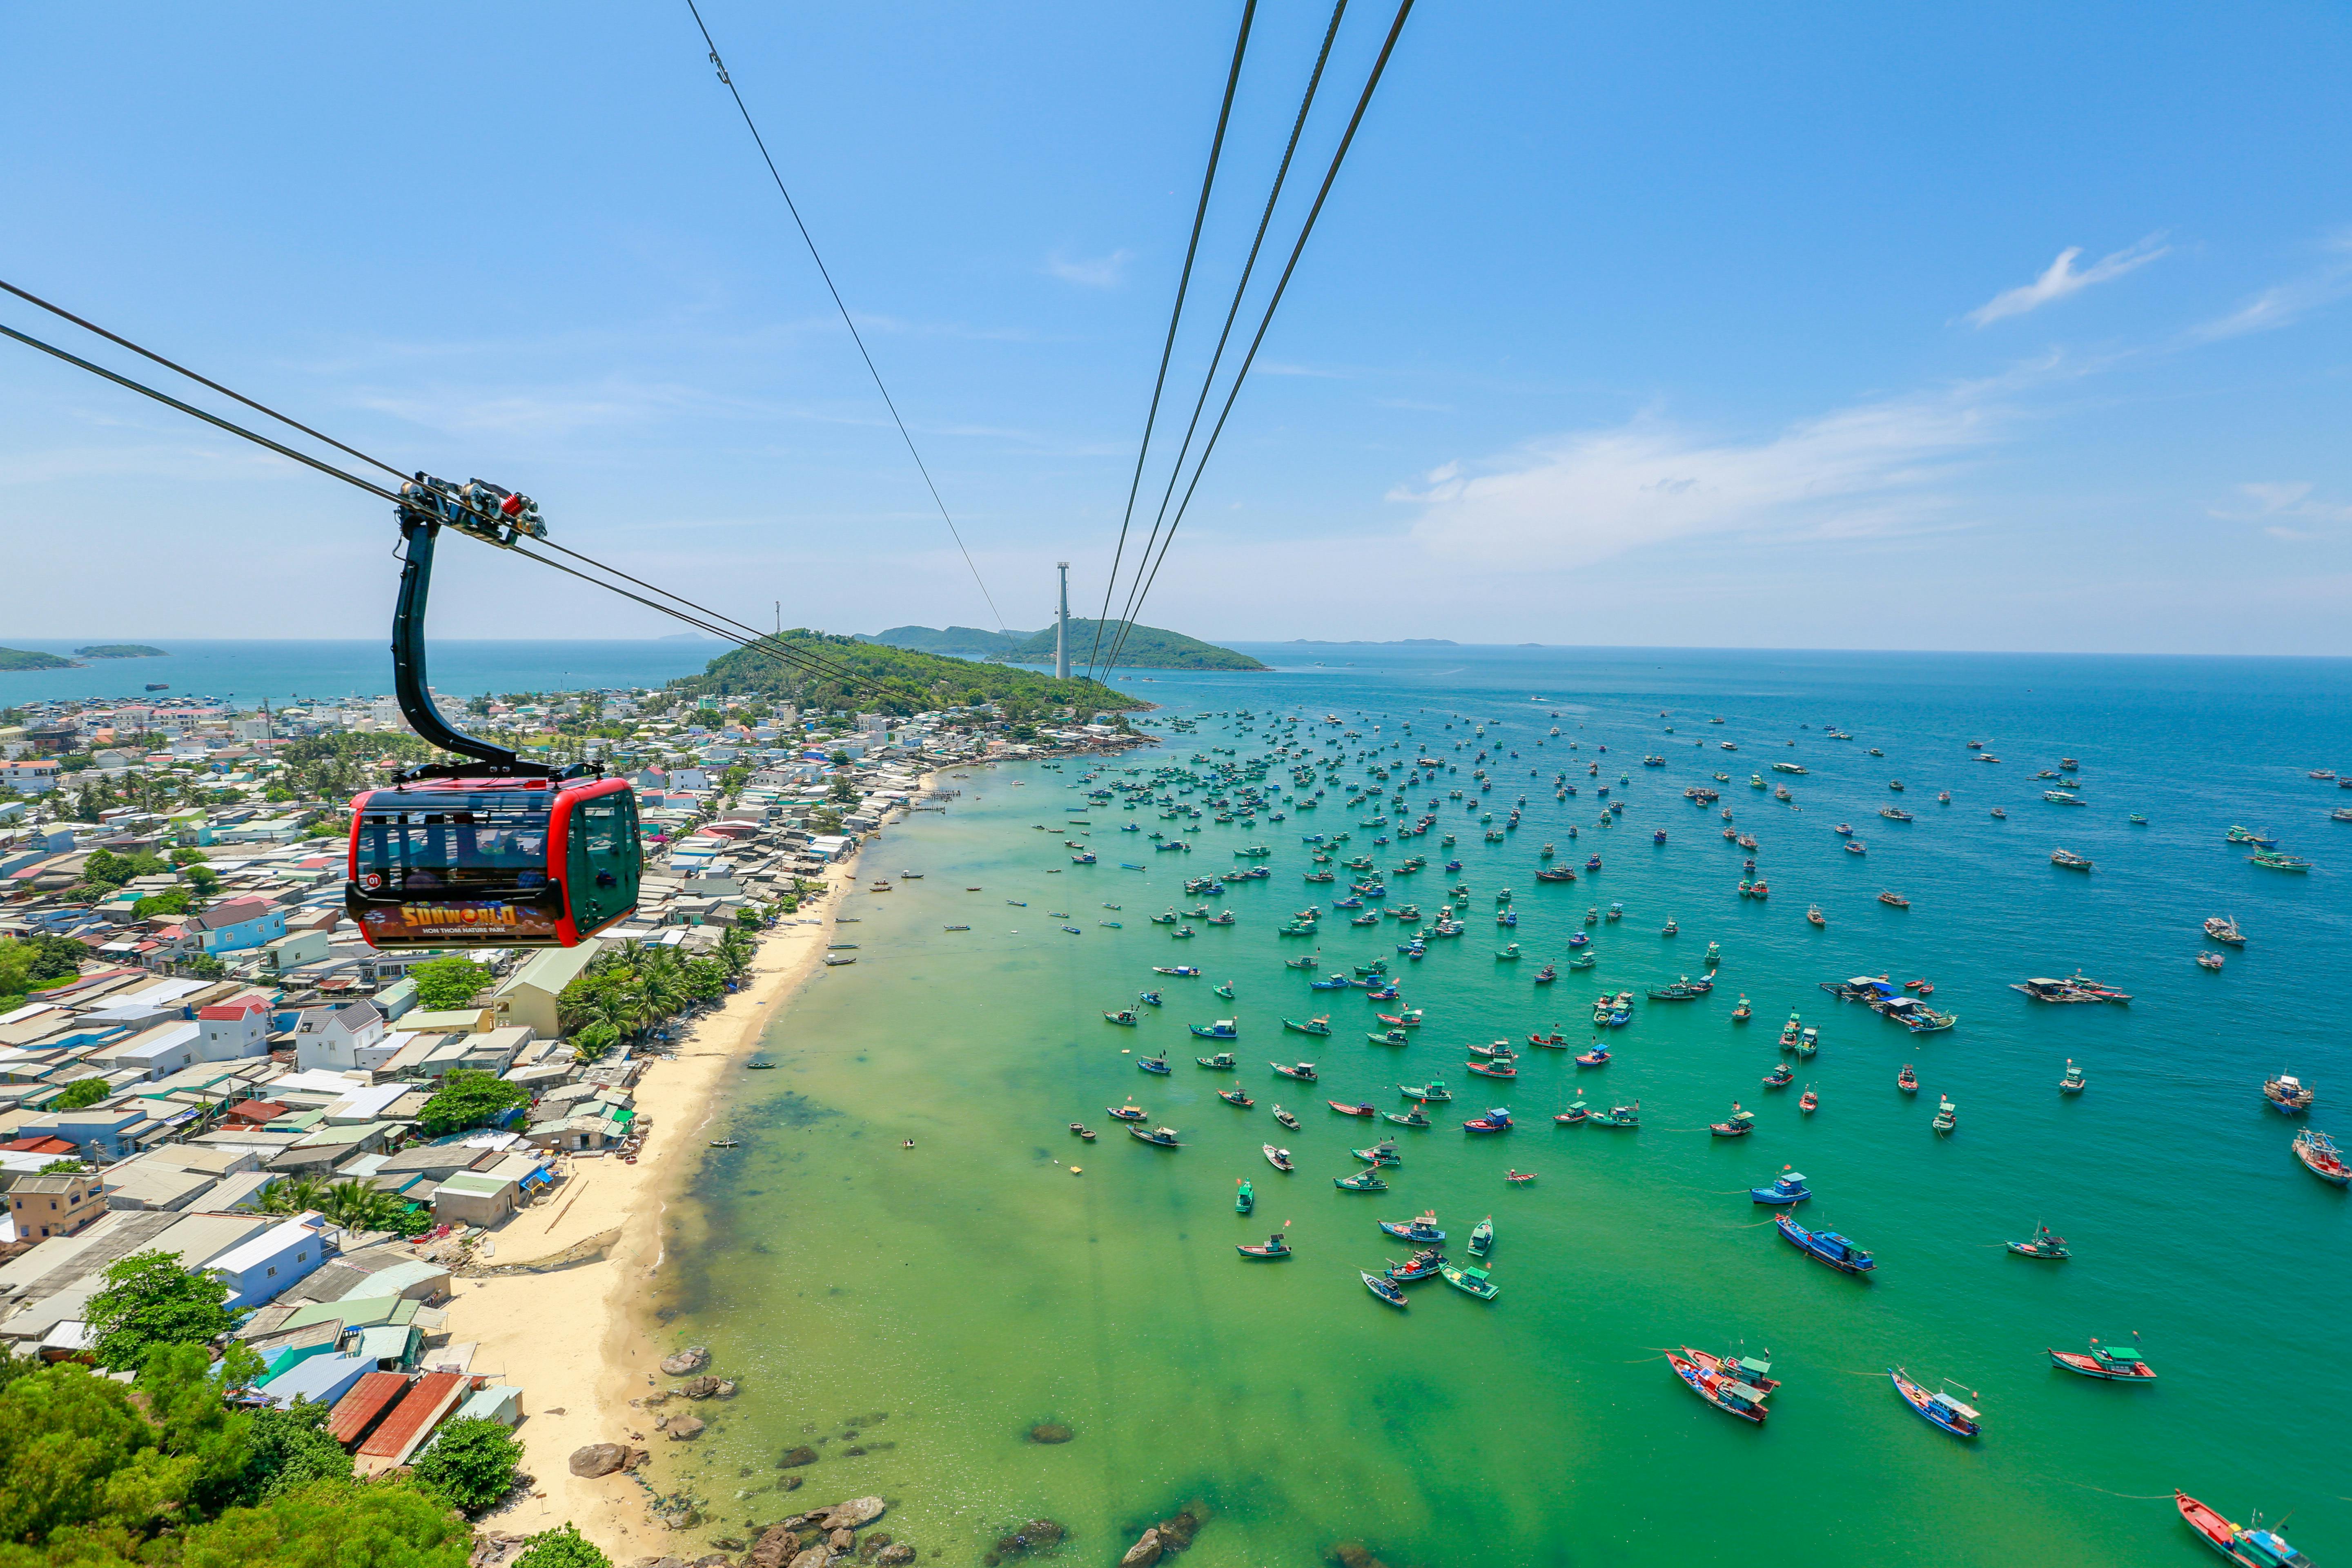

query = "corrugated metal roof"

[
  {"left": 326, "top": 1369, "right": 411, "bottom": 1446},
  {"left": 260, "top": 1350, "right": 373, "bottom": 1410},
  {"left": 355, "top": 1370, "right": 466, "bottom": 1469}
]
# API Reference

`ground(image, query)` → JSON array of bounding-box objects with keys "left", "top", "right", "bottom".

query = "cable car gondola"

[{"left": 345, "top": 477, "right": 641, "bottom": 949}]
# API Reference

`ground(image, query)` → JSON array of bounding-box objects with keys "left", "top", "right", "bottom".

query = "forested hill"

[
  {"left": 998, "top": 620, "right": 1266, "bottom": 670},
  {"left": 857, "top": 625, "right": 1031, "bottom": 657},
  {"left": 677, "top": 630, "right": 1139, "bottom": 715}
]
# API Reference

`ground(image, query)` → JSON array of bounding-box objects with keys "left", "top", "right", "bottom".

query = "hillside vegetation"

[
  {"left": 999, "top": 619, "right": 1266, "bottom": 670},
  {"left": 676, "top": 630, "right": 1139, "bottom": 715},
  {"left": 858, "top": 624, "right": 1034, "bottom": 657},
  {"left": 0, "top": 646, "right": 75, "bottom": 670}
]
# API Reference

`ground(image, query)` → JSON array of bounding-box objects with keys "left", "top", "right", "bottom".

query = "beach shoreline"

[{"left": 448, "top": 830, "right": 878, "bottom": 1554}]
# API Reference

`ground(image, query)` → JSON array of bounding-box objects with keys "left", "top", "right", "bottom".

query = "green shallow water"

[{"left": 655, "top": 650, "right": 2349, "bottom": 1567}]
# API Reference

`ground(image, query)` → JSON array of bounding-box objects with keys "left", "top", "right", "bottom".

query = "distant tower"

[{"left": 1055, "top": 561, "right": 1071, "bottom": 680}]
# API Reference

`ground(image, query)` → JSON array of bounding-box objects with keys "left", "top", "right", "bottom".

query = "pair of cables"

[{"left": 1088, "top": 0, "right": 1417, "bottom": 680}]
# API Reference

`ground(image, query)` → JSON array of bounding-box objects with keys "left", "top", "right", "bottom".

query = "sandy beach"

[{"left": 451, "top": 851, "right": 866, "bottom": 1555}]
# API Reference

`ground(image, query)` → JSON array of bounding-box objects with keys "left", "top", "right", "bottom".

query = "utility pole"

[{"left": 1055, "top": 562, "right": 1071, "bottom": 680}]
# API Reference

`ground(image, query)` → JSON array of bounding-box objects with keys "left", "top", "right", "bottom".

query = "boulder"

[
  {"left": 1120, "top": 1528, "right": 1163, "bottom": 1568},
  {"left": 824, "top": 1498, "right": 886, "bottom": 1530},
  {"left": 828, "top": 1529, "right": 855, "bottom": 1551},
  {"left": 680, "top": 1375, "right": 737, "bottom": 1400},
  {"left": 569, "top": 1443, "right": 634, "bottom": 1479},
  {"left": 873, "top": 1548, "right": 915, "bottom": 1567},
  {"left": 1026, "top": 1423, "right": 1073, "bottom": 1445},
  {"left": 666, "top": 1415, "right": 707, "bottom": 1441},
  {"left": 777, "top": 1446, "right": 820, "bottom": 1468},
  {"left": 787, "top": 1548, "right": 834, "bottom": 1568},
  {"left": 662, "top": 1346, "right": 712, "bottom": 1376},
  {"left": 750, "top": 1525, "right": 804, "bottom": 1568}
]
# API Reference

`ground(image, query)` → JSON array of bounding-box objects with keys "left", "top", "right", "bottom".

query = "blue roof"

[{"left": 258, "top": 1351, "right": 373, "bottom": 1410}]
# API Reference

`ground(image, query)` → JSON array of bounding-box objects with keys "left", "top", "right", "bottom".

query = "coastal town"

[{"left": 0, "top": 677, "right": 1141, "bottom": 1561}]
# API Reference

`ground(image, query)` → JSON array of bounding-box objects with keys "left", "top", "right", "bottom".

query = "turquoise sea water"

[
  {"left": 657, "top": 647, "right": 2350, "bottom": 1568},
  {"left": 0, "top": 639, "right": 724, "bottom": 707}
]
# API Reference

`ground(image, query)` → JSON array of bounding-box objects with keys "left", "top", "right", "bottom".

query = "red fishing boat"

[
  {"left": 2047, "top": 1336, "right": 2156, "bottom": 1381},
  {"left": 1326, "top": 1100, "right": 1378, "bottom": 1117},
  {"left": 1666, "top": 1350, "right": 1768, "bottom": 1423}
]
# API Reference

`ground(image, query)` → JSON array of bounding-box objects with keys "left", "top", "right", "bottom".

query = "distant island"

[
  {"left": 0, "top": 646, "right": 77, "bottom": 671},
  {"left": 863, "top": 620, "right": 1265, "bottom": 671},
  {"left": 74, "top": 644, "right": 167, "bottom": 659},
  {"left": 1279, "top": 638, "right": 1457, "bottom": 647}
]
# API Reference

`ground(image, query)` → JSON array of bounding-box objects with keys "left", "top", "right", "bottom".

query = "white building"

[{"left": 293, "top": 1000, "right": 394, "bottom": 1074}]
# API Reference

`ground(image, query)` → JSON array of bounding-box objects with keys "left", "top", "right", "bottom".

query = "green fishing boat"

[
  {"left": 1285, "top": 956, "right": 1322, "bottom": 970},
  {"left": 1383, "top": 1104, "right": 1432, "bottom": 1127},
  {"left": 1400, "top": 1080, "right": 1453, "bottom": 1102},
  {"left": 1367, "top": 1028, "right": 1411, "bottom": 1045},
  {"left": 1587, "top": 1101, "right": 1640, "bottom": 1128},
  {"left": 1284, "top": 1016, "right": 1333, "bottom": 1036},
  {"left": 1567, "top": 953, "right": 1597, "bottom": 970},
  {"left": 1236, "top": 1179, "right": 1254, "bottom": 1214},
  {"left": 1214, "top": 981, "right": 1235, "bottom": 999},
  {"left": 1468, "top": 1216, "right": 1494, "bottom": 1257},
  {"left": 1334, "top": 1169, "right": 1391, "bottom": 1192},
  {"left": 1439, "top": 1261, "right": 1499, "bottom": 1299}
]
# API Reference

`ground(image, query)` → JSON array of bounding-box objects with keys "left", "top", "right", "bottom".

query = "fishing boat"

[
  {"left": 1384, "top": 1102, "right": 1432, "bottom": 1127},
  {"left": 1932, "top": 1096, "right": 1958, "bottom": 1134},
  {"left": 2205, "top": 915, "right": 2247, "bottom": 946},
  {"left": 1751, "top": 1169, "right": 1810, "bottom": 1204},
  {"left": 2007, "top": 1224, "right": 2069, "bottom": 1259},
  {"left": 1763, "top": 1062, "right": 1794, "bottom": 1088},
  {"left": 1567, "top": 953, "right": 1597, "bottom": 971},
  {"left": 1468, "top": 1216, "right": 1494, "bottom": 1256},
  {"left": 1576, "top": 1042, "right": 1611, "bottom": 1067},
  {"left": 1214, "top": 980, "right": 1236, "bottom": 998},
  {"left": 1528, "top": 1031, "right": 1568, "bottom": 1047},
  {"left": 2051, "top": 848, "right": 2095, "bottom": 870},
  {"left": 1270, "top": 1061, "right": 1319, "bottom": 1081},
  {"left": 1104, "top": 1008, "right": 1141, "bottom": 1027},
  {"left": 1878, "top": 891, "right": 1910, "bottom": 908},
  {"left": 1890, "top": 1368, "right": 1981, "bottom": 1438},
  {"left": 1704, "top": 939, "right": 1722, "bottom": 965},
  {"left": 1462, "top": 1107, "right": 1514, "bottom": 1133},
  {"left": 2048, "top": 1336, "right": 2155, "bottom": 1381},
  {"left": 1380, "top": 1210, "right": 1445, "bottom": 1241},
  {"left": 1776, "top": 1213, "right": 1875, "bottom": 1274},
  {"left": 1732, "top": 996, "right": 1752, "bottom": 1020},
  {"left": 1188, "top": 1019, "right": 1238, "bottom": 1040},
  {"left": 1218, "top": 1088, "right": 1255, "bottom": 1109},
  {"left": 1441, "top": 1261, "right": 1501, "bottom": 1298},
  {"left": 1235, "top": 1178, "right": 1254, "bottom": 1214},
  {"left": 2292, "top": 1128, "right": 2349, "bottom": 1184},
  {"left": 1272, "top": 1105, "right": 1301, "bottom": 1130},
  {"left": 1467, "top": 1059, "right": 1518, "bottom": 1079},
  {"left": 1468, "top": 1039, "right": 1517, "bottom": 1059},
  {"left": 1990, "top": 807, "right": 2007, "bottom": 819},
  {"left": 2250, "top": 850, "right": 2311, "bottom": 871},
  {"left": 1283, "top": 1016, "right": 1334, "bottom": 1037},
  {"left": 1780, "top": 1012, "right": 1803, "bottom": 1049},
  {"left": 1362, "top": 1271, "right": 1410, "bottom": 1308},
  {"left": 1138, "top": 990, "right": 1164, "bottom": 1007},
  {"left": 2263, "top": 1074, "right": 2314, "bottom": 1114},
  {"left": 1667, "top": 1350, "right": 1768, "bottom": 1423},
  {"left": 1352, "top": 1138, "right": 1403, "bottom": 1166},
  {"left": 1127, "top": 1124, "right": 1182, "bottom": 1147},
  {"left": 1152, "top": 965, "right": 1202, "bottom": 977},
  {"left": 2174, "top": 1492, "right": 2291, "bottom": 1568},
  {"left": 1385, "top": 1248, "right": 1446, "bottom": 1283},
  {"left": 1108, "top": 1102, "right": 1148, "bottom": 1121},
  {"left": 1328, "top": 1100, "right": 1379, "bottom": 1117},
  {"left": 1589, "top": 1100, "right": 1640, "bottom": 1128},
  {"left": 1399, "top": 1078, "right": 1454, "bottom": 1102},
  {"left": 1378, "top": 1009, "right": 1425, "bottom": 1028},
  {"left": 2060, "top": 1059, "right": 2087, "bottom": 1094},
  {"left": 1799, "top": 1086, "right": 1819, "bottom": 1114},
  {"left": 1334, "top": 1169, "right": 1390, "bottom": 1191},
  {"left": 1648, "top": 977, "right": 1713, "bottom": 1000},
  {"left": 2226, "top": 825, "right": 2278, "bottom": 846},
  {"left": 1711, "top": 1105, "right": 1757, "bottom": 1138},
  {"left": 1237, "top": 1233, "right": 1292, "bottom": 1258},
  {"left": 1196, "top": 1051, "right": 1238, "bottom": 1070},
  {"left": 1138, "top": 1051, "right": 1172, "bottom": 1075}
]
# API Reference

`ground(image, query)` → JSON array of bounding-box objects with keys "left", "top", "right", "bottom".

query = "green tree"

[
  {"left": 258, "top": 1175, "right": 330, "bottom": 1217},
  {"left": 415, "top": 1070, "right": 530, "bottom": 1138},
  {"left": 169, "top": 1478, "right": 471, "bottom": 1568},
  {"left": 410, "top": 955, "right": 493, "bottom": 1011},
  {"left": 132, "top": 886, "right": 193, "bottom": 919},
  {"left": 83, "top": 1250, "right": 233, "bottom": 1371},
  {"left": 568, "top": 1021, "right": 619, "bottom": 1065},
  {"left": 178, "top": 953, "right": 227, "bottom": 980},
  {"left": 407, "top": 1417, "right": 523, "bottom": 1514},
  {"left": 185, "top": 862, "right": 221, "bottom": 895},
  {"left": 513, "top": 1522, "right": 613, "bottom": 1568},
  {"left": 53, "top": 1075, "right": 112, "bottom": 1111},
  {"left": 680, "top": 956, "right": 728, "bottom": 1004},
  {"left": 38, "top": 1158, "right": 87, "bottom": 1175},
  {"left": 227, "top": 1399, "right": 353, "bottom": 1505}
]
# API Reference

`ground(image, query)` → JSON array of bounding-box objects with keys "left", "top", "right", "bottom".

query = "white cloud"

[
  {"left": 2212, "top": 480, "right": 2352, "bottom": 530},
  {"left": 1968, "top": 235, "right": 2169, "bottom": 327},
  {"left": 1397, "top": 388, "right": 2002, "bottom": 571},
  {"left": 1045, "top": 249, "right": 1134, "bottom": 289},
  {"left": 2187, "top": 232, "right": 2352, "bottom": 341}
]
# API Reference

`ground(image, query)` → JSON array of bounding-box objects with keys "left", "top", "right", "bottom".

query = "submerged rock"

[
  {"left": 873, "top": 1547, "right": 915, "bottom": 1567},
  {"left": 661, "top": 1346, "right": 712, "bottom": 1376},
  {"left": 680, "top": 1376, "right": 738, "bottom": 1400},
  {"left": 1120, "top": 1528, "right": 1163, "bottom": 1568},
  {"left": 777, "top": 1446, "right": 820, "bottom": 1468},
  {"left": 666, "top": 1415, "right": 707, "bottom": 1441},
  {"left": 1026, "top": 1423, "right": 1073, "bottom": 1445},
  {"left": 824, "top": 1497, "right": 886, "bottom": 1530}
]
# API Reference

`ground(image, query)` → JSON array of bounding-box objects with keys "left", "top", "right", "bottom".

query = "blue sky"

[{"left": 4, "top": 2, "right": 2350, "bottom": 653}]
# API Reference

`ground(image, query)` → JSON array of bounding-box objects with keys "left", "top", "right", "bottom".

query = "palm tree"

[
  {"left": 636, "top": 961, "right": 688, "bottom": 1026},
  {"left": 262, "top": 1175, "right": 331, "bottom": 1216}
]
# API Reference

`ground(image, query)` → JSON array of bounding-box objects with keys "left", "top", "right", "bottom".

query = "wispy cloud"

[
  {"left": 2187, "top": 231, "right": 2352, "bottom": 341},
  {"left": 1968, "top": 235, "right": 2169, "bottom": 327},
  {"left": 2210, "top": 480, "right": 2352, "bottom": 539},
  {"left": 1396, "top": 384, "right": 2007, "bottom": 571},
  {"left": 1251, "top": 361, "right": 1349, "bottom": 379},
  {"left": 1045, "top": 249, "right": 1134, "bottom": 289}
]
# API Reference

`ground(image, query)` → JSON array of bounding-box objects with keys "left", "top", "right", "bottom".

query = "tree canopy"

[
  {"left": 415, "top": 1070, "right": 530, "bottom": 1137},
  {"left": 407, "top": 1417, "right": 523, "bottom": 1513},
  {"left": 83, "top": 1250, "right": 234, "bottom": 1371},
  {"left": 410, "top": 955, "right": 493, "bottom": 1012}
]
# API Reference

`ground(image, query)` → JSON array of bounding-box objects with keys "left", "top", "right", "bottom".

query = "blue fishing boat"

[
  {"left": 1138, "top": 1051, "right": 1171, "bottom": 1075},
  {"left": 1889, "top": 1368, "right": 1981, "bottom": 1438},
  {"left": 1385, "top": 1248, "right": 1446, "bottom": 1283},
  {"left": 1462, "top": 1107, "right": 1514, "bottom": 1134},
  {"left": 1775, "top": 1213, "right": 1875, "bottom": 1274},
  {"left": 1379, "top": 1210, "right": 1445, "bottom": 1241},
  {"left": 1188, "top": 1019, "right": 1239, "bottom": 1040},
  {"left": 1750, "top": 1169, "right": 1811, "bottom": 1205},
  {"left": 1363, "top": 1270, "right": 1410, "bottom": 1308}
]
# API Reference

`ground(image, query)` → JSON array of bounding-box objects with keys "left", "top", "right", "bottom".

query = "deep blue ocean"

[{"left": 0, "top": 638, "right": 729, "bottom": 707}]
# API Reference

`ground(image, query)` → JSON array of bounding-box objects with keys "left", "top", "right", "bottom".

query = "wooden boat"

[
  {"left": 2051, "top": 847, "right": 2094, "bottom": 869},
  {"left": 1400, "top": 1080, "right": 1453, "bottom": 1102},
  {"left": 1467, "top": 1060, "right": 1518, "bottom": 1079},
  {"left": 1236, "top": 1234, "right": 1292, "bottom": 1258},
  {"left": 1385, "top": 1247, "right": 1446, "bottom": 1283},
  {"left": 1776, "top": 1212, "right": 1875, "bottom": 1274},
  {"left": 1468, "top": 1216, "right": 1494, "bottom": 1256},
  {"left": 1441, "top": 1261, "right": 1501, "bottom": 1298},
  {"left": 1528, "top": 1031, "right": 1568, "bottom": 1047},
  {"left": 1236, "top": 1178, "right": 1254, "bottom": 1213},
  {"left": 1763, "top": 1063, "right": 1794, "bottom": 1088},
  {"left": 2007, "top": 1224, "right": 2068, "bottom": 1259},
  {"left": 1334, "top": 1169, "right": 1389, "bottom": 1191},
  {"left": 1196, "top": 1051, "right": 1237, "bottom": 1069},
  {"left": 2263, "top": 1074, "right": 2314, "bottom": 1113},
  {"left": 1796, "top": 1027, "right": 1818, "bottom": 1057},
  {"left": 1377, "top": 1009, "right": 1424, "bottom": 1028},
  {"left": 1218, "top": 1088, "right": 1254, "bottom": 1108},
  {"left": 1327, "top": 1100, "right": 1379, "bottom": 1117},
  {"left": 1503, "top": 1169, "right": 1536, "bottom": 1185},
  {"left": 1588, "top": 1101, "right": 1639, "bottom": 1128},
  {"left": 2197, "top": 951, "right": 2226, "bottom": 971},
  {"left": 1366, "top": 1028, "right": 1412, "bottom": 1046},
  {"left": 2060, "top": 1059, "right": 2087, "bottom": 1094},
  {"left": 1152, "top": 965, "right": 1201, "bottom": 977},
  {"left": 1710, "top": 1105, "right": 1757, "bottom": 1137},
  {"left": 1897, "top": 1065, "right": 1918, "bottom": 1094},
  {"left": 1105, "top": 1009, "right": 1140, "bottom": 1026},
  {"left": 1667, "top": 1350, "right": 1768, "bottom": 1423},
  {"left": 1068, "top": 1123, "right": 1096, "bottom": 1140},
  {"left": 1352, "top": 1139, "right": 1403, "bottom": 1165},
  {"left": 1380, "top": 1211, "right": 1444, "bottom": 1241},
  {"left": 2048, "top": 1336, "right": 2155, "bottom": 1381},
  {"left": 1271, "top": 1105, "right": 1301, "bottom": 1133},
  {"left": 1751, "top": 1169, "right": 1809, "bottom": 1204},
  {"left": 2205, "top": 915, "right": 2246, "bottom": 946},
  {"left": 1731, "top": 996, "right": 1751, "bottom": 1021},
  {"left": 1555, "top": 1101, "right": 1590, "bottom": 1125},
  {"left": 1108, "top": 1103, "right": 1148, "bottom": 1121},
  {"left": 1213, "top": 981, "right": 1236, "bottom": 998},
  {"left": 1384, "top": 1103, "right": 1431, "bottom": 1127},
  {"left": 1127, "top": 1124, "right": 1182, "bottom": 1147},
  {"left": 1283, "top": 1016, "right": 1334, "bottom": 1037},
  {"left": 1799, "top": 1087, "right": 1818, "bottom": 1114},
  {"left": 1932, "top": 1096, "right": 1957, "bottom": 1134},
  {"left": 1462, "top": 1107, "right": 1514, "bottom": 1133},
  {"left": 1138, "top": 991, "right": 1164, "bottom": 1007},
  {"left": 1138, "top": 1052, "right": 1172, "bottom": 1075},
  {"left": 2293, "top": 1128, "right": 2349, "bottom": 1184},
  {"left": 1270, "top": 1062, "right": 1319, "bottom": 1081},
  {"left": 1878, "top": 891, "right": 1909, "bottom": 908},
  {"left": 1362, "top": 1270, "right": 1409, "bottom": 1308},
  {"left": 1890, "top": 1368, "right": 1981, "bottom": 1438}
]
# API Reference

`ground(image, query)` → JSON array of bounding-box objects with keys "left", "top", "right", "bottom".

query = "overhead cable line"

[
  {"left": 1084, "top": 0, "right": 1259, "bottom": 682},
  {"left": 0, "top": 307, "right": 880, "bottom": 693},
  {"left": 682, "top": 0, "right": 1009, "bottom": 635},
  {"left": 1105, "top": 0, "right": 1414, "bottom": 674},
  {"left": 1097, "top": 0, "right": 1348, "bottom": 678}
]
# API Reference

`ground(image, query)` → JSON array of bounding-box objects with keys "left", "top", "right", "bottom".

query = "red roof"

[
  {"left": 225, "top": 1100, "right": 287, "bottom": 1124},
  {"left": 198, "top": 997, "right": 270, "bottom": 1021},
  {"left": 2, "top": 1136, "right": 79, "bottom": 1155},
  {"left": 355, "top": 1371, "right": 467, "bottom": 1466},
  {"left": 327, "top": 1370, "right": 412, "bottom": 1447}
]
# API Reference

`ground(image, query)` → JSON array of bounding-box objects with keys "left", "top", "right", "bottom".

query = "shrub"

[{"left": 408, "top": 1417, "right": 523, "bottom": 1514}]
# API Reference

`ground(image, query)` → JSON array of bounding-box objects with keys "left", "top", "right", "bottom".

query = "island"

[
  {"left": 0, "top": 646, "right": 77, "bottom": 670},
  {"left": 857, "top": 624, "right": 1037, "bottom": 658},
  {"left": 863, "top": 620, "right": 1265, "bottom": 671},
  {"left": 73, "top": 644, "right": 168, "bottom": 659}
]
